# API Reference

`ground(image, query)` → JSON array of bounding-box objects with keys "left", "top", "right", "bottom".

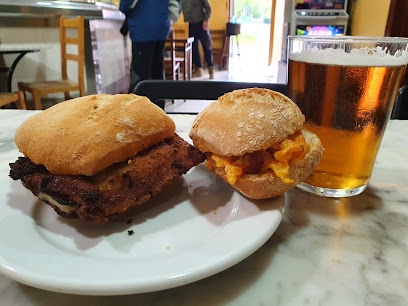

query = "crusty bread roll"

[
  {"left": 14, "top": 94, "right": 175, "bottom": 176},
  {"left": 206, "top": 129, "right": 323, "bottom": 199},
  {"left": 190, "top": 88, "right": 305, "bottom": 156},
  {"left": 189, "top": 88, "right": 324, "bottom": 199}
]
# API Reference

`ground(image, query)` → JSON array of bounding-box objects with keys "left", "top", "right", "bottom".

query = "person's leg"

[
  {"left": 151, "top": 40, "right": 165, "bottom": 80},
  {"left": 149, "top": 40, "right": 166, "bottom": 109},
  {"left": 194, "top": 22, "right": 214, "bottom": 79},
  {"left": 189, "top": 22, "right": 203, "bottom": 69},
  {"left": 198, "top": 27, "right": 214, "bottom": 68},
  {"left": 129, "top": 41, "right": 154, "bottom": 93}
]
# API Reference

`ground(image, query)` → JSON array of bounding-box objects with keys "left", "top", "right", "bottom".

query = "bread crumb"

[
  {"left": 238, "top": 122, "right": 244, "bottom": 128},
  {"left": 257, "top": 112, "right": 264, "bottom": 119},
  {"left": 237, "top": 131, "right": 242, "bottom": 137},
  {"left": 232, "top": 104, "right": 239, "bottom": 110},
  {"left": 165, "top": 245, "right": 171, "bottom": 250}
]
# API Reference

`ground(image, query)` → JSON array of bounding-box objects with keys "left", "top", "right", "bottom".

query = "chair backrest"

[
  {"left": 134, "top": 80, "right": 288, "bottom": 113},
  {"left": 391, "top": 85, "right": 408, "bottom": 119},
  {"left": 165, "top": 29, "right": 178, "bottom": 80},
  {"left": 210, "top": 29, "right": 226, "bottom": 68},
  {"left": 174, "top": 28, "right": 188, "bottom": 39},
  {"left": 60, "top": 16, "right": 85, "bottom": 94}
]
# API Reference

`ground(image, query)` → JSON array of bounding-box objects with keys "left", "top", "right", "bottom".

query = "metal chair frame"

[{"left": 134, "top": 80, "right": 288, "bottom": 114}]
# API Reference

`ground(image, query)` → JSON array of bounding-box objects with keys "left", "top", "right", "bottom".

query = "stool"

[{"left": 221, "top": 22, "right": 241, "bottom": 69}]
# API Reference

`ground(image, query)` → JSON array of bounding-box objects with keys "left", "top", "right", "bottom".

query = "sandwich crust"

[
  {"left": 189, "top": 88, "right": 305, "bottom": 156},
  {"left": 14, "top": 94, "right": 175, "bottom": 176},
  {"left": 207, "top": 129, "right": 323, "bottom": 199}
]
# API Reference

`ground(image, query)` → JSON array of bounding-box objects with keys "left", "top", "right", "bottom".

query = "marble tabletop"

[
  {"left": 0, "top": 43, "right": 50, "bottom": 53},
  {"left": 1, "top": 110, "right": 407, "bottom": 306}
]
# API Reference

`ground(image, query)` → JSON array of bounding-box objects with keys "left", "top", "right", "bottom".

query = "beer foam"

[{"left": 289, "top": 47, "right": 408, "bottom": 67}]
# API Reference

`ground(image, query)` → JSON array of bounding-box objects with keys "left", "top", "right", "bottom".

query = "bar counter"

[{"left": 0, "top": 110, "right": 407, "bottom": 305}]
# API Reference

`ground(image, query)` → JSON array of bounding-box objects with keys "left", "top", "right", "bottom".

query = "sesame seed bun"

[{"left": 14, "top": 94, "right": 175, "bottom": 176}]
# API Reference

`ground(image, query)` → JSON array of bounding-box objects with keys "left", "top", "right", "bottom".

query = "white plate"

[{"left": 0, "top": 164, "right": 283, "bottom": 295}]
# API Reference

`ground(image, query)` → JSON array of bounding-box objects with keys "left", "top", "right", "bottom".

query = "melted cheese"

[
  {"left": 38, "top": 192, "right": 75, "bottom": 213},
  {"left": 209, "top": 155, "right": 243, "bottom": 184},
  {"left": 209, "top": 133, "right": 310, "bottom": 185}
]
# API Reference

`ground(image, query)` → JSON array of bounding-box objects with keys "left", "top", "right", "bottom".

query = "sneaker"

[{"left": 192, "top": 67, "right": 203, "bottom": 78}]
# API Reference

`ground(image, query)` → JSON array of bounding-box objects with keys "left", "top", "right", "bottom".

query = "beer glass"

[{"left": 287, "top": 36, "right": 408, "bottom": 197}]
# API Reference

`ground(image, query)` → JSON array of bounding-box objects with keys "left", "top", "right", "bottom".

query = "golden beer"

[{"left": 287, "top": 36, "right": 408, "bottom": 196}]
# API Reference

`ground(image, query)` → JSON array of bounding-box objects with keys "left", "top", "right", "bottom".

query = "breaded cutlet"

[{"left": 9, "top": 134, "right": 206, "bottom": 223}]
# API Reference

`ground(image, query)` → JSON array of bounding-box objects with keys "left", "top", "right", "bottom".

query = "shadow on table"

[{"left": 7, "top": 177, "right": 190, "bottom": 252}]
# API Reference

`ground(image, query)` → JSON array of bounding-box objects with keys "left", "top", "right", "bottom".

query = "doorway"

[{"left": 228, "top": 0, "right": 286, "bottom": 83}]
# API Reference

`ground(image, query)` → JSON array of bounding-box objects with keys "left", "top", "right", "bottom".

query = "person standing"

[
  {"left": 181, "top": 0, "right": 215, "bottom": 79},
  {"left": 119, "top": 0, "right": 180, "bottom": 94}
]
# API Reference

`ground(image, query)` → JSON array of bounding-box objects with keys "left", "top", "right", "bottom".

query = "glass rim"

[{"left": 287, "top": 35, "right": 408, "bottom": 43}]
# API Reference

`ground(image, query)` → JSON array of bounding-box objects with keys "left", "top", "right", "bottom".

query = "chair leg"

[
  {"left": 79, "top": 85, "right": 86, "bottom": 97},
  {"left": 64, "top": 92, "right": 71, "bottom": 100},
  {"left": 17, "top": 91, "right": 27, "bottom": 110},
  {"left": 32, "top": 89, "right": 42, "bottom": 110},
  {"left": 18, "top": 82, "right": 31, "bottom": 110}
]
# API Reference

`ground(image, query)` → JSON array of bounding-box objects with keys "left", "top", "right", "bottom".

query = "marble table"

[{"left": 1, "top": 110, "right": 407, "bottom": 306}]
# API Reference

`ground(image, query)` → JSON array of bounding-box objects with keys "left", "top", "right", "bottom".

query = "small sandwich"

[
  {"left": 189, "top": 88, "right": 323, "bottom": 199},
  {"left": 9, "top": 94, "right": 205, "bottom": 223}
]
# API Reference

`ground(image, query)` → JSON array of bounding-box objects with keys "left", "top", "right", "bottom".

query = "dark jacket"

[
  {"left": 119, "top": 0, "right": 171, "bottom": 42},
  {"left": 181, "top": 0, "right": 211, "bottom": 23}
]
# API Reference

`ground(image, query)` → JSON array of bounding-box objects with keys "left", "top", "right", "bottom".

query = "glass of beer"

[{"left": 287, "top": 36, "right": 408, "bottom": 197}]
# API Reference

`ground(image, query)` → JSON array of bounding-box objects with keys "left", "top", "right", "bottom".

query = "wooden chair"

[
  {"left": 164, "top": 30, "right": 181, "bottom": 80},
  {"left": 18, "top": 16, "right": 85, "bottom": 110},
  {"left": 173, "top": 28, "right": 188, "bottom": 39},
  {"left": 209, "top": 29, "right": 226, "bottom": 70},
  {"left": 0, "top": 91, "right": 26, "bottom": 109},
  {"left": 169, "top": 26, "right": 194, "bottom": 80}
]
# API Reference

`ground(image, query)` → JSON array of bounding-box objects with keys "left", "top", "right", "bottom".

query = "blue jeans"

[{"left": 189, "top": 21, "right": 214, "bottom": 68}]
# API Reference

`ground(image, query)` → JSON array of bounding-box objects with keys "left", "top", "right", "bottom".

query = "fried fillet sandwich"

[
  {"left": 9, "top": 94, "right": 205, "bottom": 223},
  {"left": 189, "top": 88, "right": 323, "bottom": 199}
]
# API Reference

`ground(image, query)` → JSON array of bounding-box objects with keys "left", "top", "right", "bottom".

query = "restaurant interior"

[
  {"left": 1, "top": 0, "right": 408, "bottom": 305},
  {"left": 0, "top": 0, "right": 406, "bottom": 114}
]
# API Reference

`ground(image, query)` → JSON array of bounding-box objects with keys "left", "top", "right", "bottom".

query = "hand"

[{"left": 202, "top": 21, "right": 209, "bottom": 31}]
